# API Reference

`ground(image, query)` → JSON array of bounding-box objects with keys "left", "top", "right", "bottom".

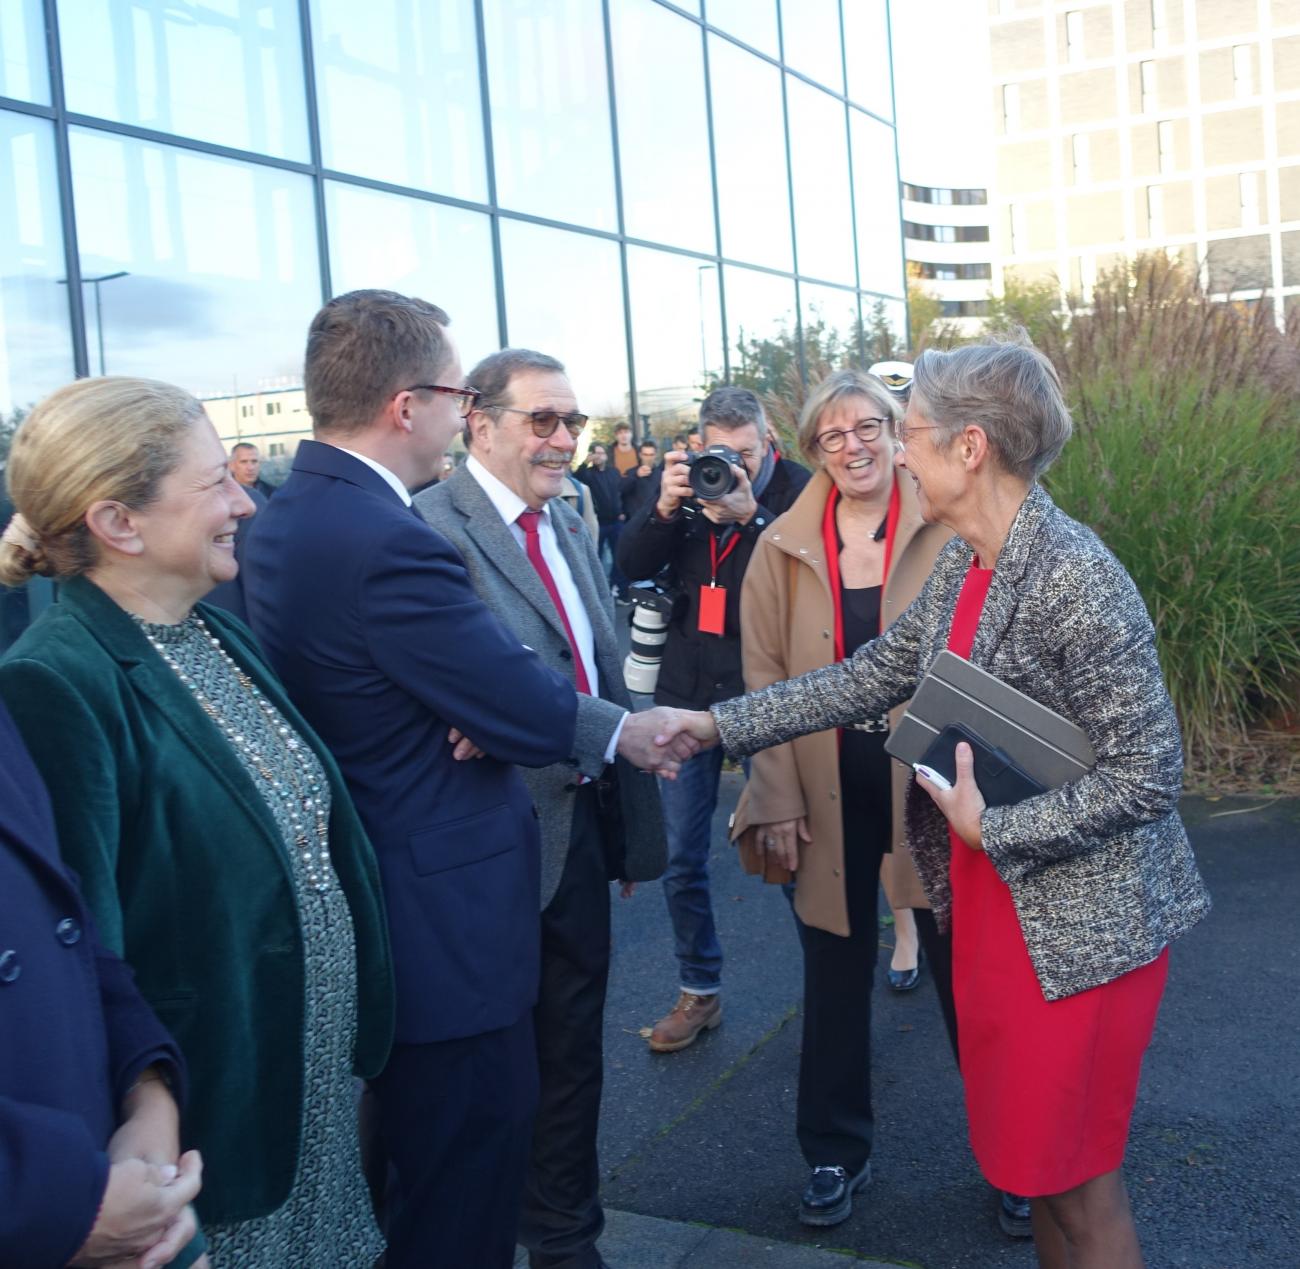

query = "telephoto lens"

[
  {"left": 622, "top": 580, "right": 678, "bottom": 695},
  {"left": 685, "top": 444, "right": 744, "bottom": 501}
]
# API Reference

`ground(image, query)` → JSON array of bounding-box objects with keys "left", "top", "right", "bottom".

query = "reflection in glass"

[
  {"left": 842, "top": 0, "right": 894, "bottom": 120},
  {"left": 58, "top": 0, "right": 309, "bottom": 160},
  {"left": 780, "top": 0, "right": 843, "bottom": 93},
  {"left": 499, "top": 219, "right": 628, "bottom": 424},
  {"left": 705, "top": 0, "right": 777, "bottom": 57},
  {"left": 610, "top": 0, "right": 713, "bottom": 253},
  {"left": 626, "top": 246, "right": 721, "bottom": 430},
  {"left": 0, "top": 0, "right": 49, "bottom": 103},
  {"left": 312, "top": 0, "right": 487, "bottom": 202},
  {"left": 800, "top": 282, "right": 861, "bottom": 368},
  {"left": 484, "top": 0, "right": 616, "bottom": 232},
  {"left": 325, "top": 183, "right": 497, "bottom": 370},
  {"left": 723, "top": 264, "right": 796, "bottom": 385},
  {"left": 786, "top": 77, "right": 855, "bottom": 286},
  {"left": 68, "top": 128, "right": 321, "bottom": 400},
  {"left": 862, "top": 296, "right": 907, "bottom": 360},
  {"left": 0, "top": 113, "right": 73, "bottom": 418},
  {"left": 709, "top": 38, "right": 791, "bottom": 271},
  {"left": 850, "top": 110, "right": 905, "bottom": 299}
]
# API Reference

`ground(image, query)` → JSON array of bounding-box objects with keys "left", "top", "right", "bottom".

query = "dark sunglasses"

[{"left": 482, "top": 405, "right": 589, "bottom": 440}]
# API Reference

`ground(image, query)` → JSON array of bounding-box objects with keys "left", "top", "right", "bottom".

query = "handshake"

[{"left": 615, "top": 706, "right": 720, "bottom": 778}]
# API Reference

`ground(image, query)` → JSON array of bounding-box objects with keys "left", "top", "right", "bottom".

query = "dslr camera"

[{"left": 683, "top": 444, "right": 745, "bottom": 503}]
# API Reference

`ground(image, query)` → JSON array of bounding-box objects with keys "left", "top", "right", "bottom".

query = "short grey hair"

[
  {"left": 796, "top": 369, "right": 900, "bottom": 466},
  {"left": 910, "top": 331, "right": 1072, "bottom": 481},
  {"left": 463, "top": 347, "right": 566, "bottom": 448},
  {"left": 698, "top": 385, "right": 765, "bottom": 437}
]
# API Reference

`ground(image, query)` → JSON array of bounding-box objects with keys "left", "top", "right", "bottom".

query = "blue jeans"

[
  {"left": 597, "top": 521, "right": 627, "bottom": 597},
  {"left": 657, "top": 745, "right": 726, "bottom": 993}
]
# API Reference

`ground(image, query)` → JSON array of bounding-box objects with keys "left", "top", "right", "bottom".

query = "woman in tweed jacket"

[{"left": 676, "top": 334, "right": 1210, "bottom": 1269}]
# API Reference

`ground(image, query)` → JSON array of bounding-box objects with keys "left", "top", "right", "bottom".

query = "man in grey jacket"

[{"left": 415, "top": 348, "right": 667, "bottom": 1269}]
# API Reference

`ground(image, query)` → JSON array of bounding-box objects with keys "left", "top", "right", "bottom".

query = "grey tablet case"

[{"left": 884, "top": 650, "right": 1095, "bottom": 789}]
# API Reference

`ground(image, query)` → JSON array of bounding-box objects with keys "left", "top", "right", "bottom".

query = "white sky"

[{"left": 890, "top": 0, "right": 996, "bottom": 190}]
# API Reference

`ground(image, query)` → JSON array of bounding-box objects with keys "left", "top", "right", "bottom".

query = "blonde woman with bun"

[{"left": 0, "top": 377, "right": 394, "bottom": 1268}]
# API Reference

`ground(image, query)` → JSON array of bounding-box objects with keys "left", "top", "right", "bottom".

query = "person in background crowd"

[
  {"left": 203, "top": 481, "right": 265, "bottom": 622},
  {"left": 229, "top": 441, "right": 277, "bottom": 499},
  {"left": 610, "top": 421, "right": 638, "bottom": 476},
  {"left": 417, "top": 348, "right": 667, "bottom": 1269},
  {"left": 620, "top": 439, "right": 661, "bottom": 522},
  {"left": 618, "top": 386, "right": 810, "bottom": 1052},
  {"left": 672, "top": 334, "right": 1211, "bottom": 1269},
  {"left": 686, "top": 432, "right": 704, "bottom": 453},
  {"left": 0, "top": 377, "right": 393, "bottom": 1268},
  {"left": 576, "top": 442, "right": 629, "bottom": 600},
  {"left": 560, "top": 466, "right": 599, "bottom": 544},
  {"left": 730, "top": 369, "right": 952, "bottom": 1227},
  {"left": 671, "top": 433, "right": 690, "bottom": 453},
  {"left": 241, "top": 291, "right": 694, "bottom": 1269},
  {"left": 0, "top": 694, "right": 203, "bottom": 1269}
]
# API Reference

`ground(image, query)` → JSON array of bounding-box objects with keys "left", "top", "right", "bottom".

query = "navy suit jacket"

[
  {"left": 0, "top": 700, "right": 185, "bottom": 1269},
  {"left": 243, "top": 440, "right": 579, "bottom": 1044}
]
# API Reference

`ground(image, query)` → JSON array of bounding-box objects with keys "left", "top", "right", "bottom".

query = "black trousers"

[
  {"left": 517, "top": 784, "right": 613, "bottom": 1268},
  {"left": 913, "top": 905, "right": 959, "bottom": 1064},
  {"left": 794, "top": 822, "right": 888, "bottom": 1174},
  {"left": 370, "top": 1012, "right": 538, "bottom": 1268}
]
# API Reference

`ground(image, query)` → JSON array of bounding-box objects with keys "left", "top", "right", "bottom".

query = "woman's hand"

[
  {"left": 71, "top": 1152, "right": 202, "bottom": 1267},
  {"left": 758, "top": 818, "right": 811, "bottom": 872},
  {"left": 916, "top": 742, "right": 986, "bottom": 850}
]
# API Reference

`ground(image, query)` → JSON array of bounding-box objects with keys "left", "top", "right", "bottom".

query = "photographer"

[{"left": 618, "top": 386, "right": 809, "bottom": 1052}]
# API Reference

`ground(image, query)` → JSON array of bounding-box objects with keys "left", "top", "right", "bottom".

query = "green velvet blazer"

[{"left": 0, "top": 576, "right": 394, "bottom": 1224}]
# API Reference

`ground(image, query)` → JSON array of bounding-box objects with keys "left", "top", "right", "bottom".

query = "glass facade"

[{"left": 0, "top": 0, "right": 904, "bottom": 642}]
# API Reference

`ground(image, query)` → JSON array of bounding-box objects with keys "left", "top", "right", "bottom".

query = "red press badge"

[{"left": 698, "top": 584, "right": 727, "bottom": 635}]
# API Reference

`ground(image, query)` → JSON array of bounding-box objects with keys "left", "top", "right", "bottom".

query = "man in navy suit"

[{"left": 242, "top": 290, "right": 694, "bottom": 1268}]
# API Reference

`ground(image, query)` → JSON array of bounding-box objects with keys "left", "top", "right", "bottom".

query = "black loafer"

[
  {"left": 887, "top": 947, "right": 926, "bottom": 992},
  {"left": 799, "top": 1161, "right": 871, "bottom": 1227},
  {"left": 998, "top": 1190, "right": 1033, "bottom": 1238}
]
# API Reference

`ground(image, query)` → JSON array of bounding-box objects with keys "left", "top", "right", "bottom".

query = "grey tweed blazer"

[
  {"left": 712, "top": 483, "right": 1210, "bottom": 1001},
  {"left": 416, "top": 465, "right": 666, "bottom": 909}
]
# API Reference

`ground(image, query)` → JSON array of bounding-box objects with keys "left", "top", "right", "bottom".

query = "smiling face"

[
  {"left": 894, "top": 394, "right": 962, "bottom": 524},
  {"left": 132, "top": 414, "right": 257, "bottom": 607},
  {"left": 477, "top": 369, "right": 579, "bottom": 509},
  {"left": 813, "top": 395, "right": 895, "bottom": 506}
]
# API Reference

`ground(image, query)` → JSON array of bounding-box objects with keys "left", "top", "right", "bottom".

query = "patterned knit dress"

[{"left": 138, "top": 614, "right": 383, "bottom": 1268}]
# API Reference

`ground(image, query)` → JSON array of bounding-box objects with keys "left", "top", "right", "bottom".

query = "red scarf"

[{"left": 820, "top": 478, "right": 902, "bottom": 663}]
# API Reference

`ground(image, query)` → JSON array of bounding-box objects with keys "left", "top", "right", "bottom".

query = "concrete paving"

[{"left": 580, "top": 773, "right": 1299, "bottom": 1269}]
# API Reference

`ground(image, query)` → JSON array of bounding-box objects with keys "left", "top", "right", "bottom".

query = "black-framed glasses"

[
  {"left": 482, "top": 405, "right": 589, "bottom": 440},
  {"left": 813, "top": 417, "right": 889, "bottom": 453},
  {"left": 401, "top": 383, "right": 481, "bottom": 417}
]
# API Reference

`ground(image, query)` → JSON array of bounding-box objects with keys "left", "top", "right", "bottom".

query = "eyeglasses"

[
  {"left": 482, "top": 405, "right": 589, "bottom": 440},
  {"left": 400, "top": 383, "right": 482, "bottom": 417},
  {"left": 891, "top": 419, "right": 942, "bottom": 447},
  {"left": 813, "top": 418, "right": 889, "bottom": 453}
]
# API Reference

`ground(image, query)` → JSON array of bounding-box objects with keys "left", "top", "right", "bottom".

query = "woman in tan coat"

[{"left": 731, "top": 369, "right": 951, "bottom": 1227}]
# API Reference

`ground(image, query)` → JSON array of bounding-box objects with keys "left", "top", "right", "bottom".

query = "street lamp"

[
  {"left": 57, "top": 271, "right": 129, "bottom": 376},
  {"left": 697, "top": 264, "right": 716, "bottom": 386}
]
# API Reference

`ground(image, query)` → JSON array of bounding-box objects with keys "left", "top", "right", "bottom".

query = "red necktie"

[{"left": 517, "top": 509, "right": 591, "bottom": 695}]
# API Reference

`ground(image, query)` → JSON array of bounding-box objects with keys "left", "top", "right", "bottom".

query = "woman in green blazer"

[{"left": 0, "top": 377, "right": 394, "bottom": 1268}]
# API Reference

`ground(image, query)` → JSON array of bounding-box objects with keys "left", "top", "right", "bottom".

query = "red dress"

[{"left": 946, "top": 561, "right": 1168, "bottom": 1197}]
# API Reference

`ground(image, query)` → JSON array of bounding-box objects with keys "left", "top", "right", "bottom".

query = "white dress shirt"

[
  {"left": 337, "top": 447, "right": 412, "bottom": 506},
  {"left": 465, "top": 455, "right": 626, "bottom": 761}
]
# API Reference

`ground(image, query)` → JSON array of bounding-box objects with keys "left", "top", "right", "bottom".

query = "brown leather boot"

[{"left": 647, "top": 991, "right": 722, "bottom": 1053}]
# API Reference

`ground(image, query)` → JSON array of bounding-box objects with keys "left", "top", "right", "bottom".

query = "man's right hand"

[
  {"left": 654, "top": 451, "right": 693, "bottom": 520},
  {"left": 72, "top": 1151, "right": 203, "bottom": 1268}
]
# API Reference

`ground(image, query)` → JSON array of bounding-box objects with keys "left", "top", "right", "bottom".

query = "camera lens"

[{"left": 688, "top": 454, "right": 736, "bottom": 501}]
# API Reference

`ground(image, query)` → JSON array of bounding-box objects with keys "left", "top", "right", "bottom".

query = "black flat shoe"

[
  {"left": 798, "top": 1161, "right": 871, "bottom": 1227},
  {"left": 887, "top": 946, "right": 925, "bottom": 992}
]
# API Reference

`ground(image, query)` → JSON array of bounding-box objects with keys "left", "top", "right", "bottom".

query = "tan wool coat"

[{"left": 730, "top": 469, "right": 952, "bottom": 937}]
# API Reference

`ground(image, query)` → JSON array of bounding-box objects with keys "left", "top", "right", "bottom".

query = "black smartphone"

[{"left": 920, "top": 722, "right": 1046, "bottom": 808}]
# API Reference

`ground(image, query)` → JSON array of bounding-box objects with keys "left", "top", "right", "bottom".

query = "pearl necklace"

[{"left": 141, "top": 615, "right": 334, "bottom": 894}]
